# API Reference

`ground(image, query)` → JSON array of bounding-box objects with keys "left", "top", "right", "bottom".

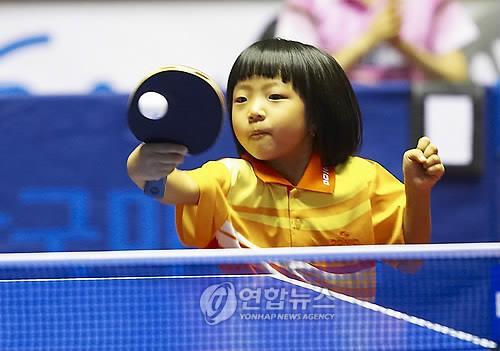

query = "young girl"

[{"left": 127, "top": 38, "right": 444, "bottom": 299}]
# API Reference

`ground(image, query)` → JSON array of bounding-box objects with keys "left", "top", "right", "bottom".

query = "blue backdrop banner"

[{"left": 0, "top": 84, "right": 498, "bottom": 253}]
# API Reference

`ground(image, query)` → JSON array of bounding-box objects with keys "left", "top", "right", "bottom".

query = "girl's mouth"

[{"left": 249, "top": 129, "right": 271, "bottom": 139}]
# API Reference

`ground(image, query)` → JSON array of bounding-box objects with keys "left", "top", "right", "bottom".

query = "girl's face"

[{"left": 232, "top": 76, "right": 313, "bottom": 163}]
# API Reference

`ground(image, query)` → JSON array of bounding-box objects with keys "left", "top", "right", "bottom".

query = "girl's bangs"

[{"left": 231, "top": 49, "right": 297, "bottom": 84}]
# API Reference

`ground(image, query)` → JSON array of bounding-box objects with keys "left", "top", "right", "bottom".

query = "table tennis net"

[{"left": 0, "top": 243, "right": 498, "bottom": 350}]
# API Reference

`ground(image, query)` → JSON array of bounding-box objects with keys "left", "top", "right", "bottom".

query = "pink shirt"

[{"left": 275, "top": 0, "right": 479, "bottom": 83}]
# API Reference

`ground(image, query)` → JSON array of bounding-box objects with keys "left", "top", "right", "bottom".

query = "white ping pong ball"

[{"left": 138, "top": 91, "right": 168, "bottom": 120}]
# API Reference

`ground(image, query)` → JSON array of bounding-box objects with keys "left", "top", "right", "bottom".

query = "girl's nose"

[
  {"left": 248, "top": 111, "right": 265, "bottom": 123},
  {"left": 248, "top": 103, "right": 265, "bottom": 123}
]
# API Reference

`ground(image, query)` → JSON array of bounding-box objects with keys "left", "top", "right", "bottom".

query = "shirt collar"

[{"left": 242, "top": 153, "right": 335, "bottom": 194}]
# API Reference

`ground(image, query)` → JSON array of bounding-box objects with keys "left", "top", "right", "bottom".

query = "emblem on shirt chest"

[
  {"left": 321, "top": 167, "right": 330, "bottom": 186},
  {"left": 329, "top": 231, "right": 360, "bottom": 246}
]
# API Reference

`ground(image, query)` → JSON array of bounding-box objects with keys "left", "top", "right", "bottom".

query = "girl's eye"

[
  {"left": 234, "top": 96, "right": 247, "bottom": 103},
  {"left": 269, "top": 94, "right": 285, "bottom": 100}
]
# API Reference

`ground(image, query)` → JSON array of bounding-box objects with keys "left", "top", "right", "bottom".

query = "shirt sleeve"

[
  {"left": 430, "top": 0, "right": 480, "bottom": 54},
  {"left": 369, "top": 162, "right": 406, "bottom": 245},
  {"left": 175, "top": 161, "right": 231, "bottom": 248},
  {"left": 275, "top": 0, "right": 321, "bottom": 47}
]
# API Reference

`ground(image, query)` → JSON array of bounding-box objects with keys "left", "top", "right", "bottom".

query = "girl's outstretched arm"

[
  {"left": 402, "top": 137, "right": 445, "bottom": 244},
  {"left": 127, "top": 143, "right": 200, "bottom": 205}
]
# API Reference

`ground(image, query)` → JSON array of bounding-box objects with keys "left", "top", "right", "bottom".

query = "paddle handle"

[{"left": 144, "top": 179, "right": 165, "bottom": 198}]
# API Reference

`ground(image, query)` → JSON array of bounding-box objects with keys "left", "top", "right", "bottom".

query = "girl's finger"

[
  {"left": 423, "top": 154, "right": 441, "bottom": 169},
  {"left": 416, "top": 136, "right": 431, "bottom": 152},
  {"left": 423, "top": 143, "right": 438, "bottom": 158},
  {"left": 426, "top": 164, "right": 445, "bottom": 176}
]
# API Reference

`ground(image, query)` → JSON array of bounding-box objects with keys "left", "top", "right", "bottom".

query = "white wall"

[
  {"left": 0, "top": 1, "right": 281, "bottom": 94},
  {"left": 0, "top": 0, "right": 497, "bottom": 94}
]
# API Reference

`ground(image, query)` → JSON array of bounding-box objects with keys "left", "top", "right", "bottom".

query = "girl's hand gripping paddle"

[{"left": 128, "top": 66, "right": 225, "bottom": 198}]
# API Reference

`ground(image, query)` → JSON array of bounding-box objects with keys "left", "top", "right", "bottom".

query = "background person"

[{"left": 274, "top": 0, "right": 479, "bottom": 84}]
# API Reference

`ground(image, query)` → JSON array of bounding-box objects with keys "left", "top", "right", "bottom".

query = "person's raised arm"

[
  {"left": 402, "top": 137, "right": 445, "bottom": 244},
  {"left": 333, "top": 0, "right": 401, "bottom": 70},
  {"left": 389, "top": 0, "right": 474, "bottom": 83},
  {"left": 390, "top": 39, "right": 468, "bottom": 82},
  {"left": 127, "top": 143, "right": 200, "bottom": 205},
  {"left": 336, "top": 0, "right": 468, "bottom": 82}
]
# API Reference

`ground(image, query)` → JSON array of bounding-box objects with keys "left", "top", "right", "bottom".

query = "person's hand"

[
  {"left": 127, "top": 143, "right": 188, "bottom": 183},
  {"left": 369, "top": 0, "right": 402, "bottom": 45},
  {"left": 403, "top": 137, "right": 445, "bottom": 192}
]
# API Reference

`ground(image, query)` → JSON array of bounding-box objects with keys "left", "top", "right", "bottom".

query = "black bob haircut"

[{"left": 226, "top": 38, "right": 362, "bottom": 168}]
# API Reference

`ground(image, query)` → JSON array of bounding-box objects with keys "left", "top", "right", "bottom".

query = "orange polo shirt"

[{"left": 176, "top": 154, "right": 406, "bottom": 300}]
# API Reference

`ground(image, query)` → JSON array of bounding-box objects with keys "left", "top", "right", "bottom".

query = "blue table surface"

[{"left": 0, "top": 274, "right": 494, "bottom": 351}]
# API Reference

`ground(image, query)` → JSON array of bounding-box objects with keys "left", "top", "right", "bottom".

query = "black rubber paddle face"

[{"left": 128, "top": 69, "right": 224, "bottom": 154}]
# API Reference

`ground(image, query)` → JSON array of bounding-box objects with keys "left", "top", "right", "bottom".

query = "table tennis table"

[
  {"left": 0, "top": 273, "right": 496, "bottom": 350},
  {"left": 0, "top": 244, "right": 498, "bottom": 350}
]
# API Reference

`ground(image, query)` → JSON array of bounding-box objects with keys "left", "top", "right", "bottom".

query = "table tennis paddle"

[{"left": 128, "top": 65, "right": 225, "bottom": 198}]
